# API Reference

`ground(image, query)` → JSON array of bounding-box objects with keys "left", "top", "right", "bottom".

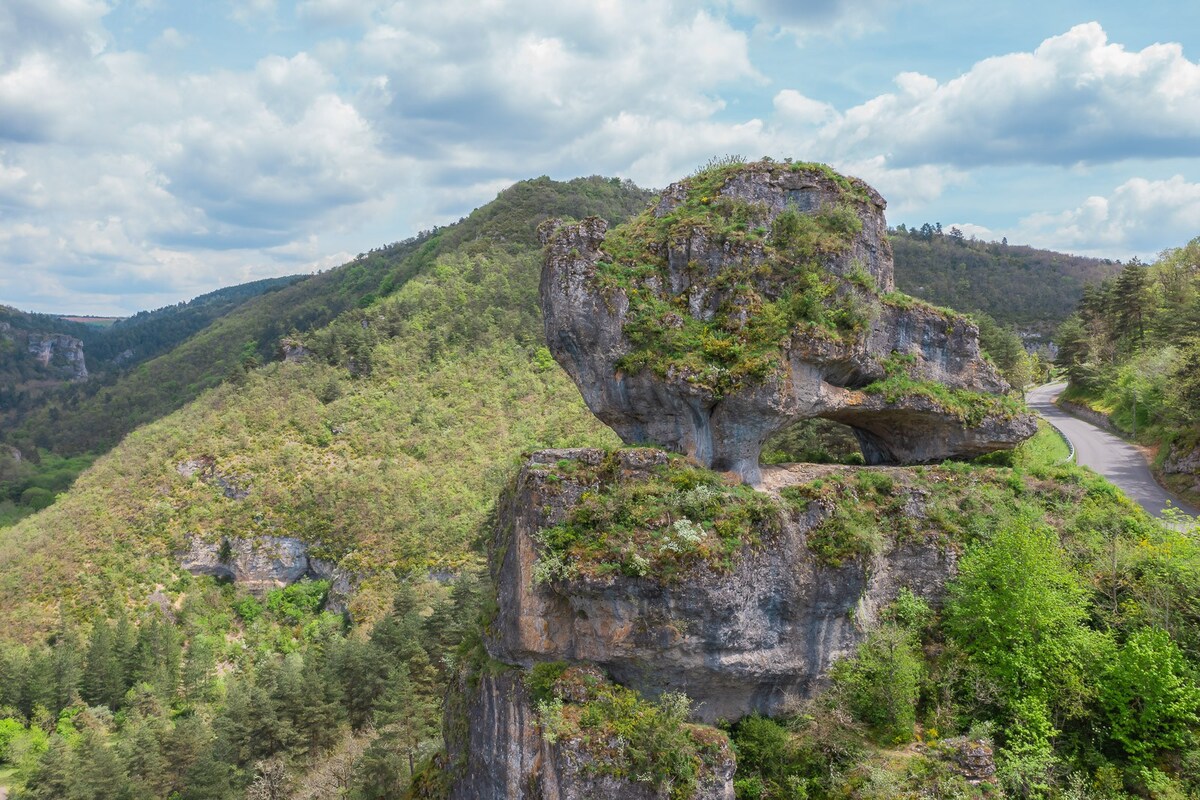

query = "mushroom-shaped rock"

[{"left": 540, "top": 159, "right": 1036, "bottom": 484}]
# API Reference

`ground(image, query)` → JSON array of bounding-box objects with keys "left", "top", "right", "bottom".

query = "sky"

[{"left": 1, "top": 1, "right": 1199, "bottom": 315}]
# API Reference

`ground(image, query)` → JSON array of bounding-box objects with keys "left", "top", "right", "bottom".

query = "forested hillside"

[
  {"left": 0, "top": 307, "right": 92, "bottom": 389},
  {"left": 891, "top": 225, "right": 1121, "bottom": 333},
  {"left": 0, "top": 175, "right": 648, "bottom": 796},
  {"left": 1056, "top": 237, "right": 1200, "bottom": 505},
  {"left": 83, "top": 276, "right": 306, "bottom": 369}
]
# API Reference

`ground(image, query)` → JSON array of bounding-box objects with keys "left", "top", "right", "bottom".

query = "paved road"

[{"left": 1027, "top": 382, "right": 1198, "bottom": 519}]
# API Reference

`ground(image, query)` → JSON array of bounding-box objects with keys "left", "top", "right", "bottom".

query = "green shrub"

[
  {"left": 1099, "top": 627, "right": 1200, "bottom": 765},
  {"left": 265, "top": 579, "right": 330, "bottom": 623},
  {"left": 831, "top": 626, "right": 922, "bottom": 743},
  {"left": 18, "top": 487, "right": 54, "bottom": 511},
  {"left": 533, "top": 667, "right": 728, "bottom": 800},
  {"left": 233, "top": 596, "right": 263, "bottom": 623}
]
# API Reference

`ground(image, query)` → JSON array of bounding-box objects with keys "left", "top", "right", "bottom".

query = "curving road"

[{"left": 1027, "top": 382, "right": 1198, "bottom": 519}]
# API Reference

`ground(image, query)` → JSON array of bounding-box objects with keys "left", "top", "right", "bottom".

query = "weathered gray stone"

[
  {"left": 541, "top": 161, "right": 1035, "bottom": 484},
  {"left": 26, "top": 332, "right": 87, "bottom": 381},
  {"left": 179, "top": 535, "right": 310, "bottom": 594},
  {"left": 486, "top": 449, "right": 959, "bottom": 724},
  {"left": 175, "top": 456, "right": 250, "bottom": 499},
  {"left": 178, "top": 534, "right": 355, "bottom": 613},
  {"left": 446, "top": 669, "right": 735, "bottom": 800},
  {"left": 1163, "top": 443, "right": 1200, "bottom": 477}
]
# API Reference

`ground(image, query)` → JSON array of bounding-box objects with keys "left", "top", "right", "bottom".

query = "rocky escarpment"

[
  {"left": 27, "top": 331, "right": 88, "bottom": 381},
  {"left": 0, "top": 321, "right": 88, "bottom": 382},
  {"left": 178, "top": 534, "right": 352, "bottom": 612},
  {"left": 541, "top": 159, "right": 1034, "bottom": 484},
  {"left": 443, "top": 446, "right": 971, "bottom": 797},
  {"left": 174, "top": 456, "right": 353, "bottom": 612},
  {"left": 446, "top": 666, "right": 735, "bottom": 800},
  {"left": 487, "top": 449, "right": 957, "bottom": 723}
]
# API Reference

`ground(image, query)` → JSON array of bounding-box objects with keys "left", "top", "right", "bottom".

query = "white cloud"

[
  {"left": 793, "top": 23, "right": 1200, "bottom": 169},
  {"left": 296, "top": 0, "right": 383, "bottom": 27},
  {"left": 229, "top": 0, "right": 277, "bottom": 26},
  {"left": 353, "top": 1, "right": 762, "bottom": 171},
  {"left": 2, "top": 7, "right": 1199, "bottom": 314},
  {"left": 152, "top": 27, "right": 187, "bottom": 50},
  {"left": 1014, "top": 175, "right": 1200, "bottom": 257},
  {"left": 0, "top": 0, "right": 109, "bottom": 67}
]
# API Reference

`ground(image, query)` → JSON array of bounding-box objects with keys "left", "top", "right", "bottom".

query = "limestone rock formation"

[
  {"left": 176, "top": 455, "right": 251, "bottom": 499},
  {"left": 446, "top": 668, "right": 735, "bottom": 800},
  {"left": 485, "top": 449, "right": 958, "bottom": 723},
  {"left": 27, "top": 332, "right": 88, "bottom": 381},
  {"left": 541, "top": 159, "right": 1035, "bottom": 484},
  {"left": 178, "top": 535, "right": 353, "bottom": 613}
]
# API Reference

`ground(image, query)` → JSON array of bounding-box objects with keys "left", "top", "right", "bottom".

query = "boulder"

[{"left": 541, "top": 159, "right": 1035, "bottom": 484}]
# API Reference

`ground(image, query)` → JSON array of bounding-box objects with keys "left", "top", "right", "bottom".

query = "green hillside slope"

[
  {"left": 0, "top": 171, "right": 1196, "bottom": 800},
  {"left": 891, "top": 228, "right": 1121, "bottom": 333},
  {"left": 0, "top": 176, "right": 649, "bottom": 640},
  {"left": 82, "top": 275, "right": 305, "bottom": 369}
]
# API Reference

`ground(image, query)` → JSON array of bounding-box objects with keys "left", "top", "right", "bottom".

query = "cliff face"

[
  {"left": 540, "top": 160, "right": 1034, "bottom": 484},
  {"left": 439, "top": 161, "right": 1027, "bottom": 796},
  {"left": 0, "top": 322, "right": 89, "bottom": 383},
  {"left": 487, "top": 449, "right": 957, "bottom": 723},
  {"left": 446, "top": 669, "right": 735, "bottom": 800},
  {"left": 27, "top": 332, "right": 88, "bottom": 381}
]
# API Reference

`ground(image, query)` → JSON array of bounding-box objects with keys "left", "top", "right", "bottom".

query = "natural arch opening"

[{"left": 761, "top": 418, "right": 865, "bottom": 466}]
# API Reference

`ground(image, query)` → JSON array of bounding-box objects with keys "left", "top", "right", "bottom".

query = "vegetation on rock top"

[
  {"left": 859, "top": 352, "right": 1027, "bottom": 425},
  {"left": 587, "top": 158, "right": 882, "bottom": 397},
  {"left": 531, "top": 449, "right": 780, "bottom": 583}
]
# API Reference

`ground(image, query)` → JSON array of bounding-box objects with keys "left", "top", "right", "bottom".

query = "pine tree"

[
  {"left": 22, "top": 735, "right": 74, "bottom": 800},
  {"left": 70, "top": 727, "right": 133, "bottom": 800},
  {"left": 50, "top": 622, "right": 82, "bottom": 714},
  {"left": 82, "top": 620, "right": 123, "bottom": 709}
]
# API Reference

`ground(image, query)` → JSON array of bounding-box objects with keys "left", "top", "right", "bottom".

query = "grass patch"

[
  {"left": 533, "top": 450, "right": 781, "bottom": 583},
  {"left": 861, "top": 353, "right": 1025, "bottom": 425},
  {"left": 976, "top": 420, "right": 1070, "bottom": 470}
]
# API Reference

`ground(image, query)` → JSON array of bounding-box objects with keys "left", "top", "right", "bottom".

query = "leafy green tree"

[
  {"left": 831, "top": 625, "right": 922, "bottom": 743},
  {"left": 1099, "top": 627, "right": 1200, "bottom": 765},
  {"left": 997, "top": 696, "right": 1058, "bottom": 799},
  {"left": 945, "top": 519, "right": 1109, "bottom": 721}
]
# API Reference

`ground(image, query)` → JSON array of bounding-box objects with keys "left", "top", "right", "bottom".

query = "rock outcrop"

[
  {"left": 178, "top": 534, "right": 353, "bottom": 612},
  {"left": 27, "top": 332, "right": 88, "bottom": 381},
  {"left": 486, "top": 449, "right": 957, "bottom": 723},
  {"left": 541, "top": 159, "right": 1034, "bottom": 484},
  {"left": 446, "top": 668, "right": 735, "bottom": 800},
  {"left": 176, "top": 456, "right": 251, "bottom": 500}
]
